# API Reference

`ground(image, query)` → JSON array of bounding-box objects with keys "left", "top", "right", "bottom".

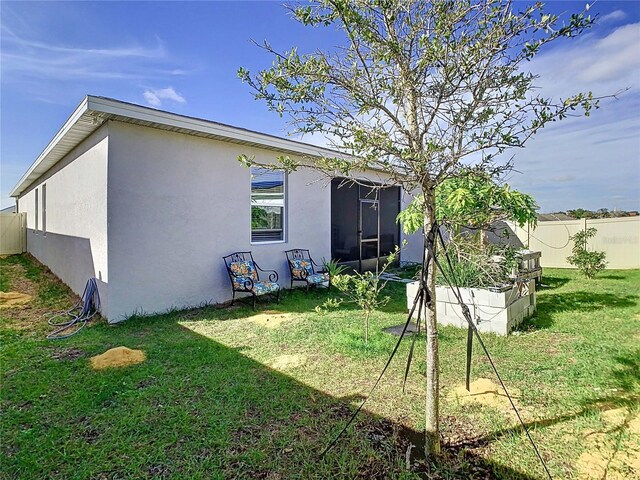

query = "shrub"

[
  {"left": 432, "top": 235, "right": 519, "bottom": 288},
  {"left": 323, "top": 249, "right": 398, "bottom": 343},
  {"left": 567, "top": 227, "right": 607, "bottom": 278},
  {"left": 322, "top": 258, "right": 348, "bottom": 280}
]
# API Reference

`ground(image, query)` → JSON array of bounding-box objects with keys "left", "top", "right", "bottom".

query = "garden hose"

[{"left": 46, "top": 278, "right": 101, "bottom": 340}]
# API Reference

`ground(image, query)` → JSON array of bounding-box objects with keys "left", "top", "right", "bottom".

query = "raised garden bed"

[{"left": 406, "top": 279, "right": 536, "bottom": 336}]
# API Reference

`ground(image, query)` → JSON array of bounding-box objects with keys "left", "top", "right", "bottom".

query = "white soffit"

[{"left": 10, "top": 95, "right": 346, "bottom": 198}]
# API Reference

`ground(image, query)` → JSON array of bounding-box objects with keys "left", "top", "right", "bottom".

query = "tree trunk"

[
  {"left": 364, "top": 311, "right": 369, "bottom": 344},
  {"left": 423, "top": 195, "right": 441, "bottom": 456}
]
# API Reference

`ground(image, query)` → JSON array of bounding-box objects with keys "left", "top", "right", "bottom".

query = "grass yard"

[{"left": 1, "top": 254, "right": 639, "bottom": 479}]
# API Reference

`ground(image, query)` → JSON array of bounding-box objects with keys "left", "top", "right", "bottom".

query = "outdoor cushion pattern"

[
  {"left": 230, "top": 260, "right": 258, "bottom": 290},
  {"left": 306, "top": 273, "right": 329, "bottom": 284},
  {"left": 252, "top": 281, "right": 280, "bottom": 295},
  {"left": 290, "top": 259, "right": 314, "bottom": 279}
]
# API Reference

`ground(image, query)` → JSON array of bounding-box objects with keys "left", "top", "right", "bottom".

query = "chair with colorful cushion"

[
  {"left": 284, "top": 249, "right": 330, "bottom": 292},
  {"left": 223, "top": 251, "right": 280, "bottom": 310}
]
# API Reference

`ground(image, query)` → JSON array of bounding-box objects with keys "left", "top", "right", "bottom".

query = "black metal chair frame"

[
  {"left": 223, "top": 251, "right": 280, "bottom": 310},
  {"left": 284, "top": 249, "right": 329, "bottom": 292}
]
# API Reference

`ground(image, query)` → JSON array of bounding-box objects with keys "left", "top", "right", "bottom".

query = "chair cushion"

[
  {"left": 252, "top": 281, "right": 279, "bottom": 295},
  {"left": 290, "top": 259, "right": 314, "bottom": 279},
  {"left": 230, "top": 260, "right": 258, "bottom": 290},
  {"left": 306, "top": 273, "right": 329, "bottom": 284}
]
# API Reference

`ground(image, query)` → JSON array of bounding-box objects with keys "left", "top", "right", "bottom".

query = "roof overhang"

[{"left": 10, "top": 95, "right": 348, "bottom": 198}]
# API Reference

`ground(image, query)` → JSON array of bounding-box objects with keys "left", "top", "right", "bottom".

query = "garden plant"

[
  {"left": 238, "top": 0, "right": 615, "bottom": 455},
  {"left": 567, "top": 227, "right": 608, "bottom": 279}
]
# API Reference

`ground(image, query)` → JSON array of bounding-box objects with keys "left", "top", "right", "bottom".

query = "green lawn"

[{"left": 1, "top": 254, "right": 638, "bottom": 479}]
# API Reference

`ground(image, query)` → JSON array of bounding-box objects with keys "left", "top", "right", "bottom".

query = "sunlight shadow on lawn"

[
  {"left": 527, "top": 291, "right": 638, "bottom": 330},
  {"left": 172, "top": 319, "right": 540, "bottom": 479}
]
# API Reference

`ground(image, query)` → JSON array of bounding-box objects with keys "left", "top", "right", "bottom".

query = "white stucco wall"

[
  {"left": 105, "top": 121, "right": 335, "bottom": 320},
  {"left": 105, "top": 121, "right": 423, "bottom": 321},
  {"left": 14, "top": 117, "right": 422, "bottom": 323},
  {"left": 17, "top": 125, "right": 109, "bottom": 316},
  {"left": 400, "top": 191, "right": 424, "bottom": 264}
]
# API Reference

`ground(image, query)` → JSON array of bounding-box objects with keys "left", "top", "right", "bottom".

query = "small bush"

[
  {"left": 323, "top": 249, "right": 398, "bottom": 343},
  {"left": 433, "top": 235, "right": 519, "bottom": 288},
  {"left": 322, "top": 258, "right": 348, "bottom": 279},
  {"left": 567, "top": 227, "right": 607, "bottom": 278}
]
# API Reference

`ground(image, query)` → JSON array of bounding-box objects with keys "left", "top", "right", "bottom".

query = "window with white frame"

[
  {"left": 42, "top": 184, "right": 47, "bottom": 235},
  {"left": 35, "top": 188, "right": 39, "bottom": 232},
  {"left": 250, "top": 167, "right": 285, "bottom": 242}
]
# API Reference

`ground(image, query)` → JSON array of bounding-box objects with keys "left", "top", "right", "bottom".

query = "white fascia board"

[
  {"left": 86, "top": 96, "right": 347, "bottom": 159},
  {"left": 9, "top": 97, "right": 91, "bottom": 197},
  {"left": 10, "top": 95, "right": 355, "bottom": 198}
]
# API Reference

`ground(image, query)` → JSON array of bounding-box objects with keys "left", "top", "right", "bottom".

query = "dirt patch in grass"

[
  {"left": 249, "top": 311, "right": 295, "bottom": 329},
  {"left": 90, "top": 347, "right": 146, "bottom": 369},
  {"left": 0, "top": 257, "right": 80, "bottom": 334},
  {"left": 447, "top": 378, "right": 523, "bottom": 416},
  {"left": 269, "top": 354, "right": 306, "bottom": 370},
  {"left": 0, "top": 263, "right": 37, "bottom": 311},
  {"left": 1, "top": 262, "right": 38, "bottom": 296},
  {"left": 0, "top": 291, "right": 34, "bottom": 308},
  {"left": 576, "top": 406, "right": 640, "bottom": 479},
  {"left": 51, "top": 347, "right": 85, "bottom": 361}
]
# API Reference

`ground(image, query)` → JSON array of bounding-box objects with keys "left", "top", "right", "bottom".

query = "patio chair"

[
  {"left": 284, "top": 249, "right": 330, "bottom": 292},
  {"left": 223, "top": 252, "right": 280, "bottom": 310}
]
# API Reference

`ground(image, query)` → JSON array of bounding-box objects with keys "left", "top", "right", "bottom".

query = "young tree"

[
  {"left": 567, "top": 227, "right": 607, "bottom": 278},
  {"left": 398, "top": 167, "right": 538, "bottom": 242},
  {"left": 328, "top": 248, "right": 398, "bottom": 343},
  {"left": 238, "top": 0, "right": 609, "bottom": 455}
]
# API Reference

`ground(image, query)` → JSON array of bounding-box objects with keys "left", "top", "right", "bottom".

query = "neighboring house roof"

[
  {"left": 537, "top": 213, "right": 574, "bottom": 221},
  {"left": 10, "top": 95, "right": 349, "bottom": 198},
  {"left": 0, "top": 205, "right": 17, "bottom": 213}
]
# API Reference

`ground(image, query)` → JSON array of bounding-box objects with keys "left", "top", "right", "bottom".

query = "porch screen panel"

[{"left": 331, "top": 179, "right": 359, "bottom": 261}]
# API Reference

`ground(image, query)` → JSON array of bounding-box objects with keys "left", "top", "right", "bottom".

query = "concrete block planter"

[{"left": 406, "top": 280, "right": 536, "bottom": 336}]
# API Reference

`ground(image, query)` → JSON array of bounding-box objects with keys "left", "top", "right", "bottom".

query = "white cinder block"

[{"left": 407, "top": 281, "right": 536, "bottom": 336}]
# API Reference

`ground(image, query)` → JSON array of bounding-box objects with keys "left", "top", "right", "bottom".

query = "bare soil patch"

[
  {"left": 2, "top": 263, "right": 38, "bottom": 297},
  {"left": 447, "top": 378, "right": 523, "bottom": 416},
  {"left": 51, "top": 347, "right": 85, "bottom": 361},
  {"left": 90, "top": 347, "right": 146, "bottom": 370},
  {"left": 0, "top": 292, "right": 33, "bottom": 308},
  {"left": 249, "top": 310, "right": 295, "bottom": 329},
  {"left": 269, "top": 354, "right": 306, "bottom": 370},
  {"left": 576, "top": 407, "right": 640, "bottom": 479}
]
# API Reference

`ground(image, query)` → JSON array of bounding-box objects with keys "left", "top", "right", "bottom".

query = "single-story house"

[{"left": 10, "top": 96, "right": 423, "bottom": 323}]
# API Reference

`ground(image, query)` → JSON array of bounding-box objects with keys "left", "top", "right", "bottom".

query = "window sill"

[{"left": 250, "top": 240, "right": 287, "bottom": 246}]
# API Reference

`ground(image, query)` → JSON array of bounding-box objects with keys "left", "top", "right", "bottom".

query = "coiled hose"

[{"left": 46, "top": 278, "right": 101, "bottom": 340}]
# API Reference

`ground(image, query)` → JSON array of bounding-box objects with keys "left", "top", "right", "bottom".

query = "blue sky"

[{"left": 1, "top": 1, "right": 639, "bottom": 212}]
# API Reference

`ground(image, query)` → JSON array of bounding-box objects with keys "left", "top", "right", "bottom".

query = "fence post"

[{"left": 21, "top": 213, "right": 27, "bottom": 253}]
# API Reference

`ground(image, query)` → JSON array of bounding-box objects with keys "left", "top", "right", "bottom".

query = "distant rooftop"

[
  {"left": 537, "top": 213, "right": 574, "bottom": 221},
  {"left": 0, "top": 205, "right": 17, "bottom": 214}
]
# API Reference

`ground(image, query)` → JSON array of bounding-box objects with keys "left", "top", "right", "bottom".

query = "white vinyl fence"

[
  {"left": 509, "top": 216, "right": 640, "bottom": 269},
  {"left": 0, "top": 213, "right": 27, "bottom": 255}
]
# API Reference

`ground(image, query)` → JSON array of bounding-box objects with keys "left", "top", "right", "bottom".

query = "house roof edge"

[{"left": 10, "top": 95, "right": 349, "bottom": 198}]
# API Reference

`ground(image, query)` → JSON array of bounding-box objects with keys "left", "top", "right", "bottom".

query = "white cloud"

[
  {"left": 0, "top": 23, "right": 187, "bottom": 85},
  {"left": 1, "top": 24, "right": 165, "bottom": 58},
  {"left": 529, "top": 22, "right": 640, "bottom": 97},
  {"left": 506, "top": 21, "right": 640, "bottom": 212},
  {"left": 599, "top": 10, "right": 627, "bottom": 24},
  {"left": 143, "top": 87, "right": 186, "bottom": 107}
]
